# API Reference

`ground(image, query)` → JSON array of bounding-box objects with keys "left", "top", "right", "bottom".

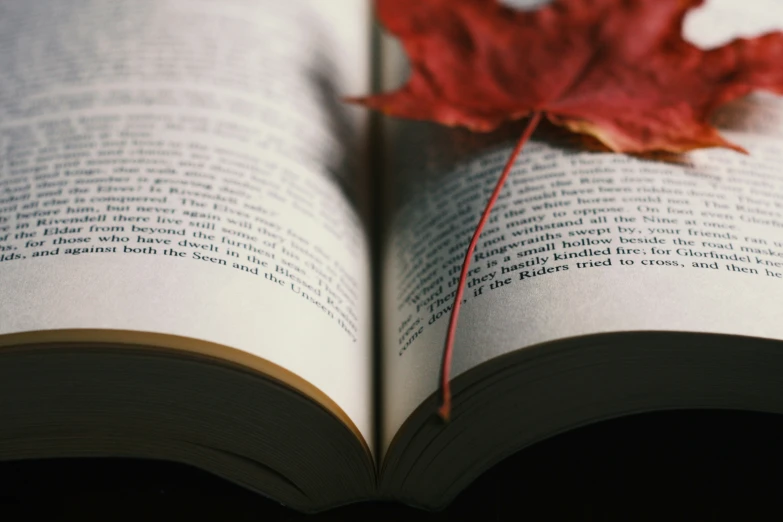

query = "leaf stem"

[{"left": 438, "top": 111, "right": 542, "bottom": 422}]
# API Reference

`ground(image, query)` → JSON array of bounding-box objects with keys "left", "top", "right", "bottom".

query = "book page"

[
  {"left": 0, "top": 0, "right": 375, "bottom": 447},
  {"left": 380, "top": 0, "right": 783, "bottom": 449}
]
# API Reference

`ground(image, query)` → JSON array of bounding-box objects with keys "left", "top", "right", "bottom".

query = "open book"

[{"left": 2, "top": 0, "right": 783, "bottom": 513}]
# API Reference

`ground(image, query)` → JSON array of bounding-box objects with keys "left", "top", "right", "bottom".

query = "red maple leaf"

[
  {"left": 351, "top": 0, "right": 783, "bottom": 152},
  {"left": 347, "top": 0, "right": 783, "bottom": 420}
]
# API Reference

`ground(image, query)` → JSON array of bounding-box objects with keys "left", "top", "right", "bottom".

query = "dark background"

[{"left": 2, "top": 409, "right": 783, "bottom": 520}]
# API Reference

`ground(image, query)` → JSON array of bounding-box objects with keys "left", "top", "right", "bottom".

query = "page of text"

[
  {"left": 0, "top": 0, "right": 374, "bottom": 445},
  {"left": 381, "top": 0, "right": 783, "bottom": 448}
]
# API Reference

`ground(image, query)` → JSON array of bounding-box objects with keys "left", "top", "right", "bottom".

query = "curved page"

[
  {"left": 0, "top": 0, "right": 374, "bottom": 449},
  {"left": 381, "top": 0, "right": 783, "bottom": 451}
]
